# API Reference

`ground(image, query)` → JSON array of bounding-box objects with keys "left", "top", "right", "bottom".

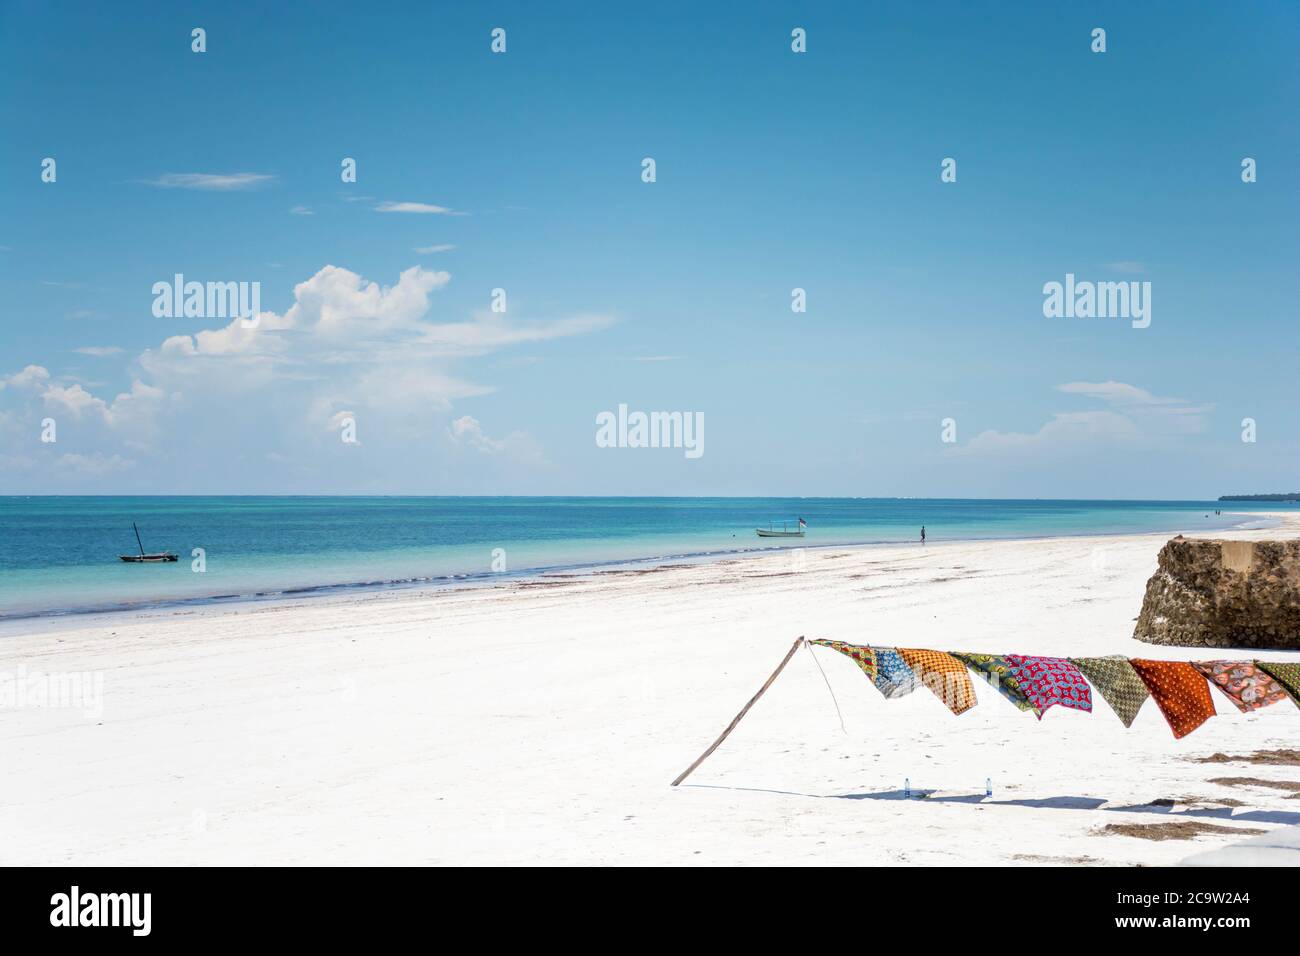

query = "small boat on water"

[
  {"left": 119, "top": 522, "right": 178, "bottom": 563},
  {"left": 756, "top": 518, "right": 807, "bottom": 538}
]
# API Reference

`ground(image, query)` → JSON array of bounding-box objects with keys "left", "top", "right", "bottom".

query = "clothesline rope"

[
  {"left": 804, "top": 640, "right": 846, "bottom": 734},
  {"left": 670, "top": 637, "right": 1300, "bottom": 787}
]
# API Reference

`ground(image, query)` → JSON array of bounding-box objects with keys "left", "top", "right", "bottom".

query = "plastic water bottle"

[
  {"left": 985, "top": 777, "right": 992, "bottom": 798},
  {"left": 904, "top": 777, "right": 911, "bottom": 799}
]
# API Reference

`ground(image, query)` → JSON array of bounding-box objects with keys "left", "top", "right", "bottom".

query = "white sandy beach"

[{"left": 3, "top": 518, "right": 1299, "bottom": 866}]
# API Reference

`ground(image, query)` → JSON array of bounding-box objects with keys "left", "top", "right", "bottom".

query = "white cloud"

[
  {"left": 414, "top": 244, "right": 456, "bottom": 254},
  {"left": 289, "top": 205, "right": 314, "bottom": 215},
  {"left": 1, "top": 365, "right": 51, "bottom": 390},
  {"left": 414, "top": 312, "right": 614, "bottom": 356},
  {"left": 964, "top": 381, "right": 1211, "bottom": 455},
  {"left": 965, "top": 410, "right": 1140, "bottom": 454},
  {"left": 447, "top": 414, "right": 545, "bottom": 466},
  {"left": 375, "top": 201, "right": 458, "bottom": 215},
  {"left": 295, "top": 266, "right": 452, "bottom": 340},
  {"left": 138, "top": 266, "right": 611, "bottom": 370},
  {"left": 74, "top": 346, "right": 125, "bottom": 357},
  {"left": 449, "top": 415, "right": 505, "bottom": 452},
  {"left": 42, "top": 379, "right": 166, "bottom": 432},
  {"left": 43, "top": 383, "right": 109, "bottom": 420},
  {"left": 228, "top": 265, "right": 598, "bottom": 389},
  {"left": 1056, "top": 381, "right": 1212, "bottom": 428},
  {"left": 326, "top": 410, "right": 355, "bottom": 430},
  {"left": 1056, "top": 381, "right": 1176, "bottom": 406},
  {"left": 449, "top": 416, "right": 504, "bottom": 452},
  {"left": 2, "top": 264, "right": 605, "bottom": 487},
  {"left": 349, "top": 366, "right": 491, "bottom": 414},
  {"left": 106, "top": 380, "right": 167, "bottom": 432},
  {"left": 143, "top": 172, "right": 276, "bottom": 190},
  {"left": 145, "top": 266, "right": 451, "bottom": 370}
]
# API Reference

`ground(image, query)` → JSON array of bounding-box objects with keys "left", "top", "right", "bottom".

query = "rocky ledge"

[{"left": 1134, "top": 537, "right": 1300, "bottom": 649}]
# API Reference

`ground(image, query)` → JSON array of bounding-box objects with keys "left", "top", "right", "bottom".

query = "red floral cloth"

[{"left": 1004, "top": 655, "right": 1092, "bottom": 720}]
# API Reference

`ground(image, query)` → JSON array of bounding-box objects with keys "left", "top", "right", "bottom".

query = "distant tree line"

[{"left": 1219, "top": 493, "right": 1300, "bottom": 501}]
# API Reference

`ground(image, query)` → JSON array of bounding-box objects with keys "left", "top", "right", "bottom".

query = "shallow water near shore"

[{"left": 0, "top": 496, "right": 1287, "bottom": 619}]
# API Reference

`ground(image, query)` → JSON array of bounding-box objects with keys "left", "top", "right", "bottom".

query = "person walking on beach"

[{"left": 920, "top": 525, "right": 926, "bottom": 546}]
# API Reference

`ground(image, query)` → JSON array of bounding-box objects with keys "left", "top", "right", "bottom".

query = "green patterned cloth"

[
  {"left": 1071, "top": 655, "right": 1150, "bottom": 728},
  {"left": 1257, "top": 662, "right": 1300, "bottom": 709},
  {"left": 953, "top": 652, "right": 1036, "bottom": 713}
]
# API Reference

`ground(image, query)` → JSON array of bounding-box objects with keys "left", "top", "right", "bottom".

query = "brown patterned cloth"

[
  {"left": 1072, "top": 655, "right": 1150, "bottom": 728},
  {"left": 1129, "top": 659, "right": 1217, "bottom": 739},
  {"left": 1256, "top": 662, "right": 1300, "bottom": 709},
  {"left": 808, "top": 640, "right": 877, "bottom": 681},
  {"left": 1191, "top": 661, "right": 1290, "bottom": 713},
  {"left": 896, "top": 648, "right": 977, "bottom": 716}
]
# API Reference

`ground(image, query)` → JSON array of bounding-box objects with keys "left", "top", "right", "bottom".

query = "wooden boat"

[
  {"left": 756, "top": 518, "right": 807, "bottom": 538},
  {"left": 118, "top": 522, "right": 178, "bottom": 563}
]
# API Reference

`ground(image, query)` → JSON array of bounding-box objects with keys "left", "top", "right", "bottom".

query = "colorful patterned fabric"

[
  {"left": 808, "top": 640, "right": 877, "bottom": 681},
  {"left": 1072, "top": 655, "right": 1149, "bottom": 728},
  {"left": 1192, "top": 661, "right": 1290, "bottom": 713},
  {"left": 1004, "top": 655, "right": 1092, "bottom": 720},
  {"left": 1254, "top": 662, "right": 1300, "bottom": 710},
  {"left": 869, "top": 647, "right": 920, "bottom": 699},
  {"left": 953, "top": 652, "right": 1036, "bottom": 713},
  {"left": 1129, "top": 659, "right": 1217, "bottom": 739},
  {"left": 896, "top": 648, "right": 978, "bottom": 716}
]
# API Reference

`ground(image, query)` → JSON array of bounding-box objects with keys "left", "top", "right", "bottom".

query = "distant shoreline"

[{"left": 1219, "top": 494, "right": 1300, "bottom": 502}]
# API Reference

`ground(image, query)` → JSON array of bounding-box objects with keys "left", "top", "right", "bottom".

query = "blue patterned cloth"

[{"left": 870, "top": 647, "right": 920, "bottom": 699}]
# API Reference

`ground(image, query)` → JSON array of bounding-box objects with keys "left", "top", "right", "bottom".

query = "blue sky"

[{"left": 1, "top": 1, "right": 1296, "bottom": 496}]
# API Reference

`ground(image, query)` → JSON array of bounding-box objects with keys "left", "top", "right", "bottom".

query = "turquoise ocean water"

[{"left": 0, "top": 497, "right": 1287, "bottom": 620}]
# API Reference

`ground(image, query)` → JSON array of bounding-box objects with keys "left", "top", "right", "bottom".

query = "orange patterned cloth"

[
  {"left": 1129, "top": 659, "right": 1216, "bottom": 739},
  {"left": 896, "top": 648, "right": 977, "bottom": 716}
]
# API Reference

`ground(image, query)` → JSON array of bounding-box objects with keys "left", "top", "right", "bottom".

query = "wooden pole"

[
  {"left": 133, "top": 522, "right": 145, "bottom": 557},
  {"left": 671, "top": 636, "right": 805, "bottom": 787}
]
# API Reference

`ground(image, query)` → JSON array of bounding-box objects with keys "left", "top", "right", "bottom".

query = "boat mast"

[{"left": 133, "top": 522, "right": 145, "bottom": 557}]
